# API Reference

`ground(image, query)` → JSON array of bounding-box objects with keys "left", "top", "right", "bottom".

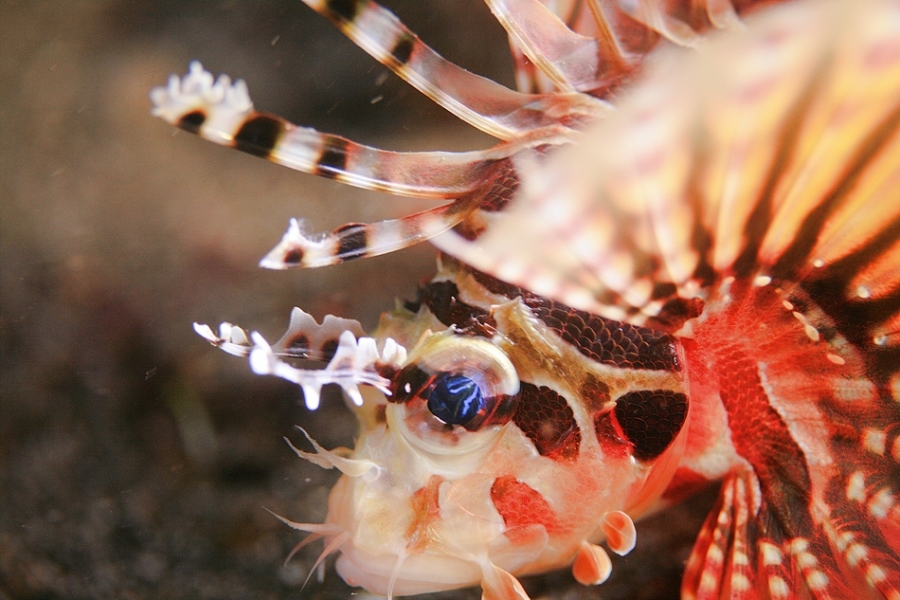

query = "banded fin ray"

[
  {"left": 152, "top": 1, "right": 776, "bottom": 270},
  {"left": 150, "top": 60, "right": 541, "bottom": 264},
  {"left": 299, "top": 0, "right": 608, "bottom": 140},
  {"left": 150, "top": 61, "right": 542, "bottom": 200}
]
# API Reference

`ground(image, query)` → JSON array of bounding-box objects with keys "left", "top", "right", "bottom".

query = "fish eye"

[
  {"left": 426, "top": 373, "right": 483, "bottom": 426},
  {"left": 387, "top": 331, "right": 519, "bottom": 457}
]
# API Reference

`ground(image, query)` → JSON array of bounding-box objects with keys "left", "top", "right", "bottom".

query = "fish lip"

[{"left": 334, "top": 545, "right": 482, "bottom": 596}]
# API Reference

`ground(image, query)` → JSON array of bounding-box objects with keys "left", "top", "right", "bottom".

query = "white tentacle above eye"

[{"left": 194, "top": 308, "right": 407, "bottom": 410}]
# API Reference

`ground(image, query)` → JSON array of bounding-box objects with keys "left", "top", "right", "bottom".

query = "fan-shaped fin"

[
  {"left": 436, "top": 0, "right": 900, "bottom": 338},
  {"left": 684, "top": 466, "right": 900, "bottom": 600},
  {"left": 434, "top": 4, "right": 900, "bottom": 597}
]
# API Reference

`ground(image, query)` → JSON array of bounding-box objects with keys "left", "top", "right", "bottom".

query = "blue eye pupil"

[{"left": 427, "top": 373, "right": 483, "bottom": 425}]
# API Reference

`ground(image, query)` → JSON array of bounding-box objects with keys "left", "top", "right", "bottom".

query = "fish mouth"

[{"left": 334, "top": 544, "right": 483, "bottom": 597}]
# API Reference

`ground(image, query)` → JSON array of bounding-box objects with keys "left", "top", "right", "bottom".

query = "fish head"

[{"left": 313, "top": 259, "right": 689, "bottom": 596}]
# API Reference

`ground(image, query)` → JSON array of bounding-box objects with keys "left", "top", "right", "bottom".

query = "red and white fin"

[
  {"left": 194, "top": 307, "right": 406, "bottom": 409},
  {"left": 436, "top": 0, "right": 900, "bottom": 330},
  {"left": 681, "top": 469, "right": 785, "bottom": 600},
  {"left": 683, "top": 466, "right": 900, "bottom": 600},
  {"left": 435, "top": 0, "right": 900, "bottom": 597}
]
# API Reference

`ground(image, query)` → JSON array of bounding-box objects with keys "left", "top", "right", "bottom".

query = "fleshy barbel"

[{"left": 152, "top": 0, "right": 900, "bottom": 598}]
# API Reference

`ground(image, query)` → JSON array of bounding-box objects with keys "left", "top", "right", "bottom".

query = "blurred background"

[{"left": 1, "top": 1, "right": 714, "bottom": 598}]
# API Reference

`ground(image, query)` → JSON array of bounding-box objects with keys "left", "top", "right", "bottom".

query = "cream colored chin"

[{"left": 335, "top": 546, "right": 483, "bottom": 596}]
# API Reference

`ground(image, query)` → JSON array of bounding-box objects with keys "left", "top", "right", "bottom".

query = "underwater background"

[{"left": 1, "top": 2, "right": 715, "bottom": 598}]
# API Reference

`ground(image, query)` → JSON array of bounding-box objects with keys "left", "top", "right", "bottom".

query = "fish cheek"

[
  {"left": 490, "top": 475, "right": 562, "bottom": 545},
  {"left": 404, "top": 475, "right": 445, "bottom": 553}
]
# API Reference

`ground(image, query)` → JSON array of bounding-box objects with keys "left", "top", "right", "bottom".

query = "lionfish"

[{"left": 151, "top": 0, "right": 900, "bottom": 598}]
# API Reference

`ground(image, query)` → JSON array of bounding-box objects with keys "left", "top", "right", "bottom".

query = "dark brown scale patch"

[
  {"left": 471, "top": 270, "right": 679, "bottom": 371},
  {"left": 283, "top": 248, "right": 304, "bottom": 266},
  {"left": 513, "top": 383, "right": 580, "bottom": 461},
  {"left": 418, "top": 280, "right": 495, "bottom": 333},
  {"left": 317, "top": 136, "right": 350, "bottom": 178},
  {"left": 391, "top": 365, "right": 431, "bottom": 404},
  {"left": 320, "top": 339, "right": 340, "bottom": 363},
  {"left": 478, "top": 160, "right": 519, "bottom": 213},
  {"left": 526, "top": 298, "right": 679, "bottom": 371},
  {"left": 648, "top": 296, "right": 705, "bottom": 331},
  {"left": 446, "top": 160, "right": 519, "bottom": 242},
  {"left": 178, "top": 110, "right": 206, "bottom": 134},
  {"left": 579, "top": 375, "right": 611, "bottom": 412},
  {"left": 233, "top": 114, "right": 285, "bottom": 158},
  {"left": 325, "top": 0, "right": 359, "bottom": 22},
  {"left": 334, "top": 223, "right": 368, "bottom": 261},
  {"left": 390, "top": 33, "right": 416, "bottom": 66},
  {"left": 613, "top": 390, "right": 687, "bottom": 461},
  {"left": 285, "top": 334, "right": 310, "bottom": 357}
]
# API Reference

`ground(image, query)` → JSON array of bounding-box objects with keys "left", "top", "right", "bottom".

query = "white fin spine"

[
  {"left": 248, "top": 330, "right": 397, "bottom": 409},
  {"left": 151, "top": 63, "right": 542, "bottom": 199},
  {"left": 259, "top": 201, "right": 472, "bottom": 269}
]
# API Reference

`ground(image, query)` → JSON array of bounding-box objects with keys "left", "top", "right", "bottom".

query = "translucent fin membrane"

[
  {"left": 298, "top": 0, "right": 607, "bottom": 140},
  {"left": 486, "top": 0, "right": 629, "bottom": 93}
]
